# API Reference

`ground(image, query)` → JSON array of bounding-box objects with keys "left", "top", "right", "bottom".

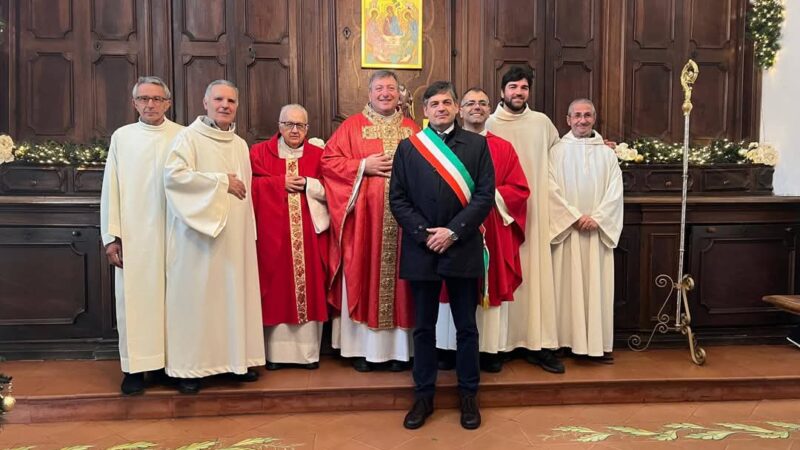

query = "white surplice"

[
  {"left": 549, "top": 131, "right": 624, "bottom": 357},
  {"left": 485, "top": 105, "right": 561, "bottom": 351},
  {"left": 101, "top": 118, "right": 183, "bottom": 374},
  {"left": 164, "top": 117, "right": 265, "bottom": 378}
]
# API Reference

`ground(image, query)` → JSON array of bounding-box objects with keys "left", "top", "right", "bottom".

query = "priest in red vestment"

[
  {"left": 436, "top": 87, "right": 530, "bottom": 373},
  {"left": 321, "top": 70, "right": 420, "bottom": 372},
  {"left": 251, "top": 104, "right": 329, "bottom": 370}
]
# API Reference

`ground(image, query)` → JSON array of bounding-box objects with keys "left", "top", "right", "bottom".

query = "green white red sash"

[{"left": 409, "top": 128, "right": 491, "bottom": 308}]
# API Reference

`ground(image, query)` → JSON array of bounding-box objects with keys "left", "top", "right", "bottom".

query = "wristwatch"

[{"left": 448, "top": 229, "right": 459, "bottom": 242}]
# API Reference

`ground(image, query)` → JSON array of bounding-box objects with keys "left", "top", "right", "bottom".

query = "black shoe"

[
  {"left": 525, "top": 349, "right": 565, "bottom": 374},
  {"left": 437, "top": 350, "right": 456, "bottom": 370},
  {"left": 121, "top": 372, "right": 145, "bottom": 396},
  {"left": 459, "top": 394, "right": 481, "bottom": 430},
  {"left": 353, "top": 357, "right": 372, "bottom": 372},
  {"left": 265, "top": 362, "right": 284, "bottom": 371},
  {"left": 388, "top": 360, "right": 408, "bottom": 372},
  {"left": 230, "top": 369, "right": 259, "bottom": 382},
  {"left": 479, "top": 353, "right": 503, "bottom": 373},
  {"left": 303, "top": 361, "right": 320, "bottom": 370},
  {"left": 148, "top": 368, "right": 175, "bottom": 386},
  {"left": 403, "top": 397, "right": 434, "bottom": 430},
  {"left": 177, "top": 378, "right": 201, "bottom": 394}
]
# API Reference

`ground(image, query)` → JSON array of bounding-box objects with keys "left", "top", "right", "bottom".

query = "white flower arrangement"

[
  {"left": 745, "top": 143, "right": 779, "bottom": 166},
  {"left": 614, "top": 142, "right": 643, "bottom": 163},
  {"left": 308, "top": 137, "right": 325, "bottom": 148},
  {"left": 0, "top": 134, "right": 14, "bottom": 164}
]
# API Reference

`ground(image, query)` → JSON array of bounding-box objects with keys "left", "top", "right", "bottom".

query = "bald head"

[{"left": 278, "top": 104, "right": 309, "bottom": 148}]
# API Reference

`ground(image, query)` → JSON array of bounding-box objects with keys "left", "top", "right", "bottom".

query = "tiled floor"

[
  {"left": 3, "top": 400, "right": 800, "bottom": 449},
  {"left": 2, "top": 344, "right": 800, "bottom": 447}
]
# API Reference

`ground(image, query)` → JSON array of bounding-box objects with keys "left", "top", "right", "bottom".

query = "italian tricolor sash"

[{"left": 409, "top": 128, "right": 490, "bottom": 308}]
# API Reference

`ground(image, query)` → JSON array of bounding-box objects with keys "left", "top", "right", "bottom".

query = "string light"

[
  {"left": 12, "top": 141, "right": 108, "bottom": 166},
  {"left": 623, "top": 138, "right": 770, "bottom": 166},
  {"left": 748, "top": 0, "right": 785, "bottom": 69}
]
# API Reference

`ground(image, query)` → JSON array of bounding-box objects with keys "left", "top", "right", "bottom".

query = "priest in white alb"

[
  {"left": 164, "top": 80, "right": 265, "bottom": 393},
  {"left": 549, "top": 98, "right": 624, "bottom": 361},
  {"left": 101, "top": 76, "right": 183, "bottom": 395},
  {"left": 485, "top": 66, "right": 564, "bottom": 373}
]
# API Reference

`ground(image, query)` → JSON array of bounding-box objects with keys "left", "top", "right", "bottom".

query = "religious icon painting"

[{"left": 361, "top": 0, "right": 423, "bottom": 69}]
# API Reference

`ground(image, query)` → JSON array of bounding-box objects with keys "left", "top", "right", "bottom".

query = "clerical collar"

[
  {"left": 429, "top": 123, "right": 455, "bottom": 139},
  {"left": 478, "top": 129, "right": 487, "bottom": 136},
  {"left": 278, "top": 136, "right": 304, "bottom": 159},
  {"left": 200, "top": 115, "right": 236, "bottom": 132}
]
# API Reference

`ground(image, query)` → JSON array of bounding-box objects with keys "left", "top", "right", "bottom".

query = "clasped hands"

[
  {"left": 227, "top": 173, "right": 247, "bottom": 200},
  {"left": 426, "top": 227, "right": 454, "bottom": 254},
  {"left": 573, "top": 214, "right": 599, "bottom": 232},
  {"left": 285, "top": 175, "right": 306, "bottom": 193},
  {"left": 364, "top": 153, "right": 392, "bottom": 178}
]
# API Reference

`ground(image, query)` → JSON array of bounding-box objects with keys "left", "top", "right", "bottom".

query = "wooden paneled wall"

[{"left": 0, "top": 0, "right": 761, "bottom": 144}]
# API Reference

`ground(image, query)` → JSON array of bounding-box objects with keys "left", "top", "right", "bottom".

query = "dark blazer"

[{"left": 389, "top": 124, "right": 495, "bottom": 280}]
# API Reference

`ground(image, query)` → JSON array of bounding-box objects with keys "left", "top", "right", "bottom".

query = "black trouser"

[{"left": 410, "top": 278, "right": 480, "bottom": 398}]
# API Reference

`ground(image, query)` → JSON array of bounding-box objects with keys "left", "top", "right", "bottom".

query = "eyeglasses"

[
  {"left": 279, "top": 121, "right": 309, "bottom": 131},
  {"left": 134, "top": 96, "right": 169, "bottom": 104},
  {"left": 461, "top": 100, "right": 490, "bottom": 108}
]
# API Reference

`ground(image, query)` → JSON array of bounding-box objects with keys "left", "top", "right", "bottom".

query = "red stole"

[
  {"left": 250, "top": 134, "right": 329, "bottom": 325},
  {"left": 484, "top": 132, "right": 530, "bottom": 305},
  {"left": 321, "top": 110, "right": 420, "bottom": 329}
]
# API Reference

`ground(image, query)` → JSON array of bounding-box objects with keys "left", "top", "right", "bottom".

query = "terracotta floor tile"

[
  {"left": 392, "top": 436, "right": 467, "bottom": 450},
  {"left": 460, "top": 432, "right": 534, "bottom": 449},
  {"left": 689, "top": 401, "right": 759, "bottom": 421},
  {"left": 750, "top": 399, "right": 800, "bottom": 420},
  {"left": 352, "top": 426, "right": 416, "bottom": 449},
  {"left": 480, "top": 419, "right": 533, "bottom": 445}
]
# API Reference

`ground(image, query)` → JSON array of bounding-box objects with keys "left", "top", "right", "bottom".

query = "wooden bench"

[{"left": 762, "top": 295, "right": 800, "bottom": 315}]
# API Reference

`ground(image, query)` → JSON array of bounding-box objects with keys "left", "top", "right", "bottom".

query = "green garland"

[
  {"left": 12, "top": 141, "right": 108, "bottom": 166},
  {"left": 747, "top": 0, "right": 785, "bottom": 69},
  {"left": 625, "top": 138, "right": 756, "bottom": 165}
]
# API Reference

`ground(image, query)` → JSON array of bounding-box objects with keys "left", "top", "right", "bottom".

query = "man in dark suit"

[{"left": 389, "top": 81, "right": 495, "bottom": 430}]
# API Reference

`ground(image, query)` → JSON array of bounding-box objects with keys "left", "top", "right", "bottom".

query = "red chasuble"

[
  {"left": 321, "top": 106, "right": 420, "bottom": 329},
  {"left": 483, "top": 132, "right": 530, "bottom": 306},
  {"left": 250, "top": 134, "right": 329, "bottom": 326}
]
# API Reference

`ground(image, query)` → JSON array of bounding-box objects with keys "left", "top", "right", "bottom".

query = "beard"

[{"left": 502, "top": 95, "right": 527, "bottom": 113}]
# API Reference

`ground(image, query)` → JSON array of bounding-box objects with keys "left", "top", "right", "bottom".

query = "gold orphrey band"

[{"left": 286, "top": 159, "right": 308, "bottom": 323}]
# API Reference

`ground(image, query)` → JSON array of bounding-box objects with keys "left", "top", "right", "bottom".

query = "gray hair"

[
  {"left": 368, "top": 70, "right": 399, "bottom": 90},
  {"left": 204, "top": 79, "right": 239, "bottom": 99},
  {"left": 131, "top": 76, "right": 171, "bottom": 99},
  {"left": 567, "top": 98, "right": 596, "bottom": 116},
  {"left": 279, "top": 103, "right": 309, "bottom": 122}
]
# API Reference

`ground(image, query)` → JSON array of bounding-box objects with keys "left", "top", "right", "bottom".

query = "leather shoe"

[
  {"left": 525, "top": 349, "right": 565, "bottom": 374},
  {"left": 403, "top": 397, "right": 433, "bottom": 430},
  {"left": 177, "top": 378, "right": 201, "bottom": 394},
  {"left": 479, "top": 353, "right": 503, "bottom": 373},
  {"left": 353, "top": 357, "right": 373, "bottom": 372},
  {"left": 230, "top": 369, "right": 260, "bottom": 382},
  {"left": 121, "top": 372, "right": 145, "bottom": 395},
  {"left": 265, "top": 362, "right": 284, "bottom": 371},
  {"left": 388, "top": 360, "right": 408, "bottom": 372},
  {"left": 303, "top": 361, "right": 320, "bottom": 370},
  {"left": 459, "top": 394, "right": 481, "bottom": 429}
]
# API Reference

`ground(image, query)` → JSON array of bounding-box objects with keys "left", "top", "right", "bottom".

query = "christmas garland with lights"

[
  {"left": 747, "top": 0, "right": 785, "bottom": 69},
  {"left": 617, "top": 138, "right": 778, "bottom": 166},
  {"left": 11, "top": 141, "right": 108, "bottom": 166}
]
